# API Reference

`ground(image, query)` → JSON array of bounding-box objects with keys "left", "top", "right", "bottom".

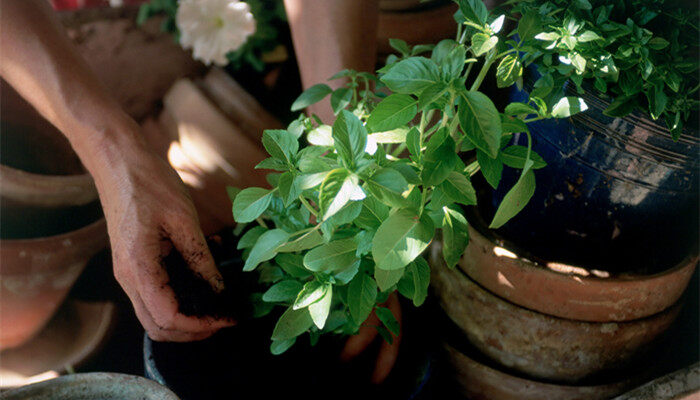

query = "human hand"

[
  {"left": 340, "top": 292, "right": 402, "bottom": 384},
  {"left": 102, "top": 139, "right": 235, "bottom": 342}
]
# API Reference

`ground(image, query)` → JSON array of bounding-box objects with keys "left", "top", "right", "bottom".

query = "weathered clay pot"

[
  {"left": 1, "top": 372, "right": 180, "bottom": 400},
  {"left": 458, "top": 222, "right": 697, "bottom": 322},
  {"left": 0, "top": 218, "right": 108, "bottom": 350},
  {"left": 430, "top": 244, "right": 682, "bottom": 382},
  {"left": 377, "top": 2, "right": 458, "bottom": 55},
  {"left": 444, "top": 344, "right": 635, "bottom": 400}
]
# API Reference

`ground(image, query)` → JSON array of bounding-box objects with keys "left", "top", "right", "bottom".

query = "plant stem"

[
  {"left": 256, "top": 217, "right": 268, "bottom": 229},
  {"left": 299, "top": 196, "right": 319, "bottom": 217},
  {"left": 465, "top": 160, "right": 480, "bottom": 177},
  {"left": 470, "top": 50, "right": 496, "bottom": 91},
  {"left": 391, "top": 143, "right": 407, "bottom": 157}
]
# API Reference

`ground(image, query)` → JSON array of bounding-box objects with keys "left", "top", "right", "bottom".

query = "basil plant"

[{"left": 230, "top": 0, "right": 584, "bottom": 354}]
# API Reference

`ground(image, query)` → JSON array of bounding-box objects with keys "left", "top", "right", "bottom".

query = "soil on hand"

[{"left": 162, "top": 231, "right": 256, "bottom": 320}]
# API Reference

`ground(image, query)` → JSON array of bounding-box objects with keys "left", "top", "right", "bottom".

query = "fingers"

[
  {"left": 165, "top": 214, "right": 225, "bottom": 294},
  {"left": 134, "top": 258, "right": 235, "bottom": 332},
  {"left": 115, "top": 263, "right": 219, "bottom": 341},
  {"left": 340, "top": 312, "right": 379, "bottom": 361},
  {"left": 372, "top": 293, "right": 402, "bottom": 384}
]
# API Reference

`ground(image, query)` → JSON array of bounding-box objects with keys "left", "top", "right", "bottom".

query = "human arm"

[{"left": 0, "top": 0, "right": 234, "bottom": 341}]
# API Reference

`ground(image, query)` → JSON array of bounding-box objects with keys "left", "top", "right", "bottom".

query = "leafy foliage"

[
  {"left": 229, "top": 0, "right": 614, "bottom": 354},
  {"left": 502, "top": 0, "right": 699, "bottom": 139}
]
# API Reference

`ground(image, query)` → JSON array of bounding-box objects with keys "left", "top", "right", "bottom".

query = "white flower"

[
  {"left": 176, "top": 0, "right": 256, "bottom": 66},
  {"left": 109, "top": 0, "right": 124, "bottom": 7}
]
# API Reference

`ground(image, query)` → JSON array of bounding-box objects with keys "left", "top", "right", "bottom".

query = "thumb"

[{"left": 167, "top": 219, "right": 224, "bottom": 293}]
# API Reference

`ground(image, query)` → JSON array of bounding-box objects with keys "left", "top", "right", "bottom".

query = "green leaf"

[
  {"left": 278, "top": 229, "right": 324, "bottom": 252},
  {"left": 578, "top": 30, "right": 601, "bottom": 42},
  {"left": 439, "top": 171, "right": 477, "bottom": 206},
  {"left": 530, "top": 74, "right": 554, "bottom": 99},
  {"left": 380, "top": 57, "right": 440, "bottom": 94},
  {"left": 501, "top": 115, "right": 529, "bottom": 134},
  {"left": 375, "top": 267, "right": 405, "bottom": 292},
  {"left": 244, "top": 229, "right": 290, "bottom": 271},
  {"left": 444, "top": 46, "right": 467, "bottom": 79},
  {"left": 604, "top": 95, "right": 637, "bottom": 117},
  {"left": 646, "top": 83, "right": 667, "bottom": 120},
  {"left": 410, "top": 257, "right": 430, "bottom": 306},
  {"left": 270, "top": 338, "right": 296, "bottom": 355},
  {"left": 500, "top": 146, "right": 547, "bottom": 169},
  {"left": 458, "top": 91, "right": 502, "bottom": 158},
  {"left": 309, "top": 284, "right": 333, "bottom": 329},
  {"left": 471, "top": 33, "right": 498, "bottom": 57},
  {"left": 490, "top": 162, "right": 536, "bottom": 229},
  {"left": 348, "top": 274, "right": 377, "bottom": 325},
  {"left": 366, "top": 167, "right": 409, "bottom": 208},
  {"left": 406, "top": 127, "right": 421, "bottom": 159},
  {"left": 237, "top": 226, "right": 266, "bottom": 250},
  {"left": 504, "top": 102, "right": 537, "bottom": 117},
  {"left": 307, "top": 125, "right": 334, "bottom": 146},
  {"left": 278, "top": 172, "right": 301, "bottom": 207},
  {"left": 330, "top": 88, "right": 353, "bottom": 114},
  {"left": 274, "top": 253, "right": 311, "bottom": 278},
  {"left": 318, "top": 169, "right": 365, "bottom": 221},
  {"left": 367, "top": 94, "right": 417, "bottom": 132},
  {"left": 392, "top": 163, "right": 421, "bottom": 185},
  {"left": 226, "top": 186, "right": 241, "bottom": 202},
  {"left": 255, "top": 157, "right": 288, "bottom": 171},
  {"left": 369, "top": 127, "right": 409, "bottom": 143},
  {"left": 551, "top": 97, "right": 588, "bottom": 118},
  {"left": 373, "top": 210, "right": 435, "bottom": 270},
  {"left": 233, "top": 188, "right": 273, "bottom": 223},
  {"left": 477, "top": 149, "right": 503, "bottom": 189},
  {"left": 496, "top": 54, "right": 522, "bottom": 88},
  {"left": 263, "top": 280, "right": 303, "bottom": 302},
  {"left": 356, "top": 197, "right": 390, "bottom": 230},
  {"left": 293, "top": 280, "right": 327, "bottom": 309},
  {"left": 262, "top": 130, "right": 298, "bottom": 165},
  {"left": 375, "top": 307, "right": 400, "bottom": 337},
  {"left": 457, "top": 0, "right": 488, "bottom": 26},
  {"left": 333, "top": 110, "right": 368, "bottom": 167},
  {"left": 442, "top": 207, "right": 469, "bottom": 268},
  {"left": 389, "top": 38, "right": 410, "bottom": 56},
  {"left": 517, "top": 11, "right": 540, "bottom": 40},
  {"left": 647, "top": 37, "right": 669, "bottom": 50},
  {"left": 421, "top": 130, "right": 458, "bottom": 186},
  {"left": 417, "top": 83, "right": 449, "bottom": 110},
  {"left": 291, "top": 84, "right": 332, "bottom": 111},
  {"left": 271, "top": 307, "right": 313, "bottom": 341},
  {"left": 303, "top": 238, "right": 359, "bottom": 274}
]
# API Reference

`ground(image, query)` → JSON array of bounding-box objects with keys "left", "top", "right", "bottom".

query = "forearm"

[
  {"left": 284, "top": 0, "right": 379, "bottom": 121},
  {"left": 0, "top": 0, "right": 143, "bottom": 190}
]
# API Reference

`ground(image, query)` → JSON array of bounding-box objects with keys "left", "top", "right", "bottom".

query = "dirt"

[{"left": 162, "top": 230, "right": 256, "bottom": 320}]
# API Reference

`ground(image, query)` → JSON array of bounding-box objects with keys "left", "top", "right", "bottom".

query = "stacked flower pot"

[
  {"left": 0, "top": 84, "right": 108, "bottom": 350},
  {"left": 429, "top": 81, "right": 698, "bottom": 399}
]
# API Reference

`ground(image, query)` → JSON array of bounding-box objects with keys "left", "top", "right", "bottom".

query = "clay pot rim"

[
  {"left": 0, "top": 164, "right": 98, "bottom": 207},
  {"left": 443, "top": 343, "right": 637, "bottom": 397},
  {"left": 467, "top": 209, "right": 698, "bottom": 283},
  {"left": 1, "top": 217, "right": 106, "bottom": 245}
]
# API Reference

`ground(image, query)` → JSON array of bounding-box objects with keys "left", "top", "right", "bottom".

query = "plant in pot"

[
  {"left": 220, "top": 0, "right": 594, "bottom": 395},
  {"left": 425, "top": 0, "right": 699, "bottom": 398},
  {"left": 487, "top": 0, "right": 699, "bottom": 272}
]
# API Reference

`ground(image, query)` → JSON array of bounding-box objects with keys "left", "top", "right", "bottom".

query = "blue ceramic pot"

[{"left": 492, "top": 78, "right": 699, "bottom": 272}]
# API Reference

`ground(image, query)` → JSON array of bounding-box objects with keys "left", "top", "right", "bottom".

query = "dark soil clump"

[{"left": 162, "top": 230, "right": 256, "bottom": 321}]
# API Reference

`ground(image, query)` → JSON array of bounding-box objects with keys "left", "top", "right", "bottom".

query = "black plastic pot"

[
  {"left": 491, "top": 77, "right": 699, "bottom": 272},
  {"left": 144, "top": 235, "right": 436, "bottom": 400}
]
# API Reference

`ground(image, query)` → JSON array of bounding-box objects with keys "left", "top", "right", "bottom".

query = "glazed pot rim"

[
  {"left": 0, "top": 163, "right": 93, "bottom": 183},
  {"left": 1, "top": 217, "right": 106, "bottom": 245},
  {"left": 0, "top": 163, "right": 98, "bottom": 207}
]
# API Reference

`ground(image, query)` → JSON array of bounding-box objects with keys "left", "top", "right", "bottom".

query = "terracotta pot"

[
  {"left": 0, "top": 218, "right": 108, "bottom": 350},
  {"left": 430, "top": 244, "right": 682, "bottom": 383},
  {"left": 1, "top": 372, "right": 180, "bottom": 400},
  {"left": 458, "top": 222, "right": 697, "bottom": 322},
  {"left": 444, "top": 344, "right": 635, "bottom": 400},
  {"left": 377, "top": 2, "right": 458, "bottom": 55}
]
